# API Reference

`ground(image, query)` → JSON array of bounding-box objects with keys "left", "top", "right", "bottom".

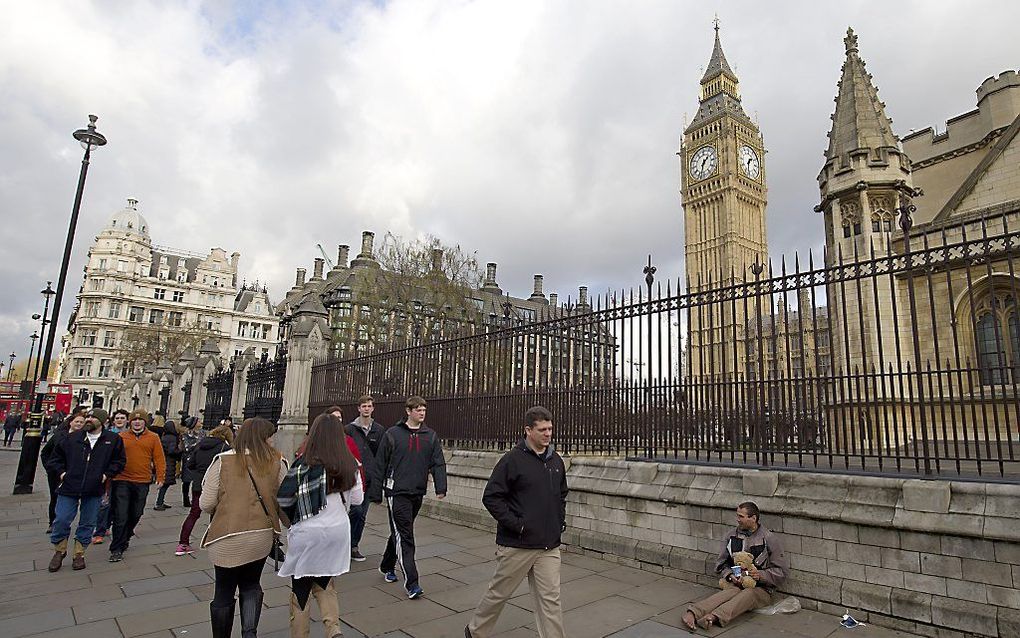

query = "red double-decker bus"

[{"left": 0, "top": 381, "right": 73, "bottom": 421}]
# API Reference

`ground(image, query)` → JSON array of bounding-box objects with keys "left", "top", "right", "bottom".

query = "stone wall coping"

[{"left": 446, "top": 450, "right": 1020, "bottom": 541}]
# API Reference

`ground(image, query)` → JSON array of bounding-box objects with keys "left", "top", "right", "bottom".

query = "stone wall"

[{"left": 421, "top": 450, "right": 1020, "bottom": 638}]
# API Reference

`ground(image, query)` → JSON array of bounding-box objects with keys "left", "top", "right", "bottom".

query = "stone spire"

[
  {"left": 688, "top": 19, "right": 748, "bottom": 129},
  {"left": 700, "top": 17, "right": 738, "bottom": 84},
  {"left": 824, "top": 27, "right": 900, "bottom": 166}
]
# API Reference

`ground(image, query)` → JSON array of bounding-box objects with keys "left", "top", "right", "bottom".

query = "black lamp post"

[
  {"left": 14, "top": 115, "right": 106, "bottom": 495},
  {"left": 23, "top": 333, "right": 39, "bottom": 385},
  {"left": 31, "top": 283, "right": 55, "bottom": 389},
  {"left": 6, "top": 353, "right": 15, "bottom": 381}
]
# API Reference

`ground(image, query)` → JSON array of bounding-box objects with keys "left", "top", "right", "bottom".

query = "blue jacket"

[{"left": 45, "top": 429, "right": 126, "bottom": 497}]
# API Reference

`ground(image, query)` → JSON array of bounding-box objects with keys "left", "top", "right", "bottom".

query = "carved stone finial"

[{"left": 844, "top": 27, "right": 858, "bottom": 53}]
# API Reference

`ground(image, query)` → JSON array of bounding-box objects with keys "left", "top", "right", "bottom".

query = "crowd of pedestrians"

[{"left": 33, "top": 393, "right": 789, "bottom": 637}]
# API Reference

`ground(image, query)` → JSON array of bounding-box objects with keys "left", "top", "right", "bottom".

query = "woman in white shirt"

[{"left": 277, "top": 413, "right": 363, "bottom": 638}]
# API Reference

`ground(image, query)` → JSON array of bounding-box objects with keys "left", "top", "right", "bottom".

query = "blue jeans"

[
  {"left": 349, "top": 499, "right": 370, "bottom": 548},
  {"left": 50, "top": 494, "right": 102, "bottom": 549}
]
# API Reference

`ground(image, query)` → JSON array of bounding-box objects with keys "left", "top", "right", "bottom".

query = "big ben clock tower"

[{"left": 681, "top": 21, "right": 769, "bottom": 379}]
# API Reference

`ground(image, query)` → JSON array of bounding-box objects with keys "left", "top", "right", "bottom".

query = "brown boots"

[
  {"left": 50, "top": 540, "right": 87, "bottom": 572},
  {"left": 289, "top": 580, "right": 343, "bottom": 638}
]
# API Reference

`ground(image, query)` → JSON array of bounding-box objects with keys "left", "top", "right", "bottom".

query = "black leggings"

[{"left": 213, "top": 557, "right": 267, "bottom": 605}]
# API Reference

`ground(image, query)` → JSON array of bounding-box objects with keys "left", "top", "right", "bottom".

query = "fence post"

[{"left": 276, "top": 295, "right": 332, "bottom": 459}]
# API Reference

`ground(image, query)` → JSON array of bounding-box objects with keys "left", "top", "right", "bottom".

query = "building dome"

[{"left": 107, "top": 198, "right": 150, "bottom": 237}]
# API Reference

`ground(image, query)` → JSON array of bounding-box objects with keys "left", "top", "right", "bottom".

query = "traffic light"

[{"left": 92, "top": 394, "right": 104, "bottom": 409}]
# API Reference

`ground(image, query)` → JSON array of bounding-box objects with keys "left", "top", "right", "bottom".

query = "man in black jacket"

[
  {"left": 346, "top": 394, "right": 385, "bottom": 562},
  {"left": 369, "top": 395, "right": 446, "bottom": 600},
  {"left": 44, "top": 413, "right": 126, "bottom": 572},
  {"left": 465, "top": 405, "right": 568, "bottom": 638}
]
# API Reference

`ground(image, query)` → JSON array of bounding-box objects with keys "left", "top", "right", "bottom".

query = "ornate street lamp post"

[
  {"left": 31, "top": 283, "right": 55, "bottom": 389},
  {"left": 6, "top": 353, "right": 14, "bottom": 382},
  {"left": 14, "top": 116, "right": 106, "bottom": 495},
  {"left": 23, "top": 333, "right": 39, "bottom": 385}
]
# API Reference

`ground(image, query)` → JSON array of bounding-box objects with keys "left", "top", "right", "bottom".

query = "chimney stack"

[
  {"left": 578, "top": 286, "right": 590, "bottom": 311},
  {"left": 359, "top": 231, "right": 375, "bottom": 258},
  {"left": 295, "top": 268, "right": 307, "bottom": 287},
  {"left": 337, "top": 245, "right": 350, "bottom": 268},
  {"left": 431, "top": 248, "right": 443, "bottom": 273},
  {"left": 549, "top": 293, "right": 558, "bottom": 307},
  {"left": 312, "top": 258, "right": 325, "bottom": 280},
  {"left": 529, "top": 275, "right": 548, "bottom": 304},
  {"left": 480, "top": 262, "right": 502, "bottom": 295}
]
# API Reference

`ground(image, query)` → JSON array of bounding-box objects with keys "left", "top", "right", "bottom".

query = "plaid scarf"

[{"left": 277, "top": 460, "right": 327, "bottom": 524}]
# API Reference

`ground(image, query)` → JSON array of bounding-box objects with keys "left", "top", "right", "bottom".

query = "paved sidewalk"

[{"left": 0, "top": 449, "right": 922, "bottom": 637}]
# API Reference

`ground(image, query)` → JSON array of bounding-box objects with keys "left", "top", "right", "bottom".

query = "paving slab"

[{"left": 0, "top": 452, "right": 931, "bottom": 638}]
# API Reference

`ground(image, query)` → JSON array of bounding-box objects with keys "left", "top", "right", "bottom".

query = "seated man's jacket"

[{"left": 714, "top": 523, "right": 789, "bottom": 590}]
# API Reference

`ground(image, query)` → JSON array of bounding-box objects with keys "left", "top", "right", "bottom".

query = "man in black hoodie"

[
  {"left": 346, "top": 394, "right": 385, "bottom": 562},
  {"left": 369, "top": 395, "right": 446, "bottom": 600},
  {"left": 465, "top": 405, "right": 567, "bottom": 638},
  {"left": 45, "top": 413, "right": 126, "bottom": 572}
]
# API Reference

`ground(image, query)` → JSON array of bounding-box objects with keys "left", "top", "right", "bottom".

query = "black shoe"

[
  {"left": 351, "top": 548, "right": 366, "bottom": 562},
  {"left": 183, "top": 501, "right": 191, "bottom": 508},
  {"left": 238, "top": 590, "right": 263, "bottom": 638},
  {"left": 153, "top": 504, "right": 168, "bottom": 511},
  {"left": 109, "top": 551, "right": 123, "bottom": 562},
  {"left": 210, "top": 600, "right": 235, "bottom": 638}
]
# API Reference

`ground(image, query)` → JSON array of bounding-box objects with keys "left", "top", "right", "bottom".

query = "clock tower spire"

[{"left": 680, "top": 20, "right": 769, "bottom": 379}]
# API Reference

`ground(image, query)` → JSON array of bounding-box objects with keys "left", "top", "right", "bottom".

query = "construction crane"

[{"left": 316, "top": 244, "right": 334, "bottom": 270}]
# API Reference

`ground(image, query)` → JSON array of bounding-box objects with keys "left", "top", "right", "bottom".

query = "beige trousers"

[
  {"left": 687, "top": 581, "right": 772, "bottom": 626},
  {"left": 289, "top": 579, "right": 342, "bottom": 638},
  {"left": 468, "top": 546, "right": 565, "bottom": 638}
]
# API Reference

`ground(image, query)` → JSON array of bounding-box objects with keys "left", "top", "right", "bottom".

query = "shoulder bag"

[{"left": 246, "top": 463, "right": 286, "bottom": 571}]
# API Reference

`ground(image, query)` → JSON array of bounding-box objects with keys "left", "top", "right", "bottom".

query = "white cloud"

[{"left": 1, "top": 0, "right": 1018, "bottom": 360}]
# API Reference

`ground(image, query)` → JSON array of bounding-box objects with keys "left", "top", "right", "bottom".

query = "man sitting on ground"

[{"left": 682, "top": 501, "right": 789, "bottom": 630}]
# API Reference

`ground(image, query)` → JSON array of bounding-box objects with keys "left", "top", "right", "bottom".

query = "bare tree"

[
  {"left": 116, "top": 320, "right": 216, "bottom": 370},
  {"left": 329, "top": 233, "right": 484, "bottom": 355}
]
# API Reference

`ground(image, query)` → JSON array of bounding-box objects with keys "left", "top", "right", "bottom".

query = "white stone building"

[{"left": 57, "top": 198, "right": 279, "bottom": 411}]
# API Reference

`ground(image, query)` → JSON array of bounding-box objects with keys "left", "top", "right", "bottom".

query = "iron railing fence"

[
  {"left": 203, "top": 364, "right": 234, "bottom": 426},
  {"left": 311, "top": 211, "right": 1020, "bottom": 480},
  {"left": 243, "top": 356, "right": 286, "bottom": 423}
]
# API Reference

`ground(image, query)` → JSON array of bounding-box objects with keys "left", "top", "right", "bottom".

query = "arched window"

[{"left": 973, "top": 292, "right": 1020, "bottom": 385}]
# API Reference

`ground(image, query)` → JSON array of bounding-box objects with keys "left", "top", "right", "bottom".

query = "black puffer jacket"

[
  {"left": 188, "top": 433, "right": 231, "bottom": 491},
  {"left": 45, "top": 429, "right": 127, "bottom": 497},
  {"left": 482, "top": 439, "right": 568, "bottom": 550},
  {"left": 160, "top": 422, "right": 181, "bottom": 485}
]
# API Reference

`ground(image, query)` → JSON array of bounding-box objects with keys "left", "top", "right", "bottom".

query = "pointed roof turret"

[
  {"left": 688, "top": 18, "right": 749, "bottom": 130},
  {"left": 701, "top": 18, "right": 738, "bottom": 84},
  {"left": 824, "top": 27, "right": 900, "bottom": 164}
]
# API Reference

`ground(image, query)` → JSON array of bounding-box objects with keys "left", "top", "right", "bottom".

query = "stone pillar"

[
  {"left": 529, "top": 274, "right": 547, "bottom": 304},
  {"left": 275, "top": 295, "right": 332, "bottom": 459},
  {"left": 337, "top": 245, "right": 350, "bottom": 268},
  {"left": 231, "top": 351, "right": 255, "bottom": 421}
]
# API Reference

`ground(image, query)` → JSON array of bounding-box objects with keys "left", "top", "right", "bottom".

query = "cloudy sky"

[{"left": 1, "top": 0, "right": 1017, "bottom": 367}]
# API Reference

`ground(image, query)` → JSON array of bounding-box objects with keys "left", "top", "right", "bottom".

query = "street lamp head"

[
  {"left": 32, "top": 314, "right": 41, "bottom": 320},
  {"left": 41, "top": 282, "right": 55, "bottom": 297},
  {"left": 73, "top": 114, "right": 107, "bottom": 151},
  {"left": 30, "top": 333, "right": 39, "bottom": 340}
]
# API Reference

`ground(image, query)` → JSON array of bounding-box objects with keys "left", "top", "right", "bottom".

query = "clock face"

[
  {"left": 689, "top": 146, "right": 718, "bottom": 180},
  {"left": 739, "top": 145, "right": 761, "bottom": 179}
]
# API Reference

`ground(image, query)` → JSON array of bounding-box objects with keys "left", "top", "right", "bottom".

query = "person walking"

[
  {"left": 368, "top": 395, "right": 447, "bottom": 600},
  {"left": 200, "top": 418, "right": 288, "bottom": 638},
  {"left": 154, "top": 420, "right": 182, "bottom": 510},
  {"left": 41, "top": 411, "right": 86, "bottom": 533},
  {"left": 109, "top": 409, "right": 166, "bottom": 562},
  {"left": 465, "top": 406, "right": 568, "bottom": 638},
  {"left": 93, "top": 408, "right": 130, "bottom": 544},
  {"left": 278, "top": 413, "right": 363, "bottom": 638},
  {"left": 179, "top": 417, "right": 202, "bottom": 506},
  {"left": 345, "top": 394, "right": 384, "bottom": 563},
  {"left": 44, "top": 413, "right": 126, "bottom": 572},
  {"left": 3, "top": 408, "right": 22, "bottom": 446},
  {"left": 176, "top": 423, "right": 232, "bottom": 556}
]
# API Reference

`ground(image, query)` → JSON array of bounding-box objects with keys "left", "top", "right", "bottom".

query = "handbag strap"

[{"left": 245, "top": 463, "right": 274, "bottom": 527}]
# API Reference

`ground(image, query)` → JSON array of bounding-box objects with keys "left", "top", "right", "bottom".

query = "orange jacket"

[{"left": 114, "top": 428, "right": 167, "bottom": 484}]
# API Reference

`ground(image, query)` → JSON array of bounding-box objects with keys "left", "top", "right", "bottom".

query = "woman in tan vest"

[{"left": 200, "top": 418, "right": 288, "bottom": 638}]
